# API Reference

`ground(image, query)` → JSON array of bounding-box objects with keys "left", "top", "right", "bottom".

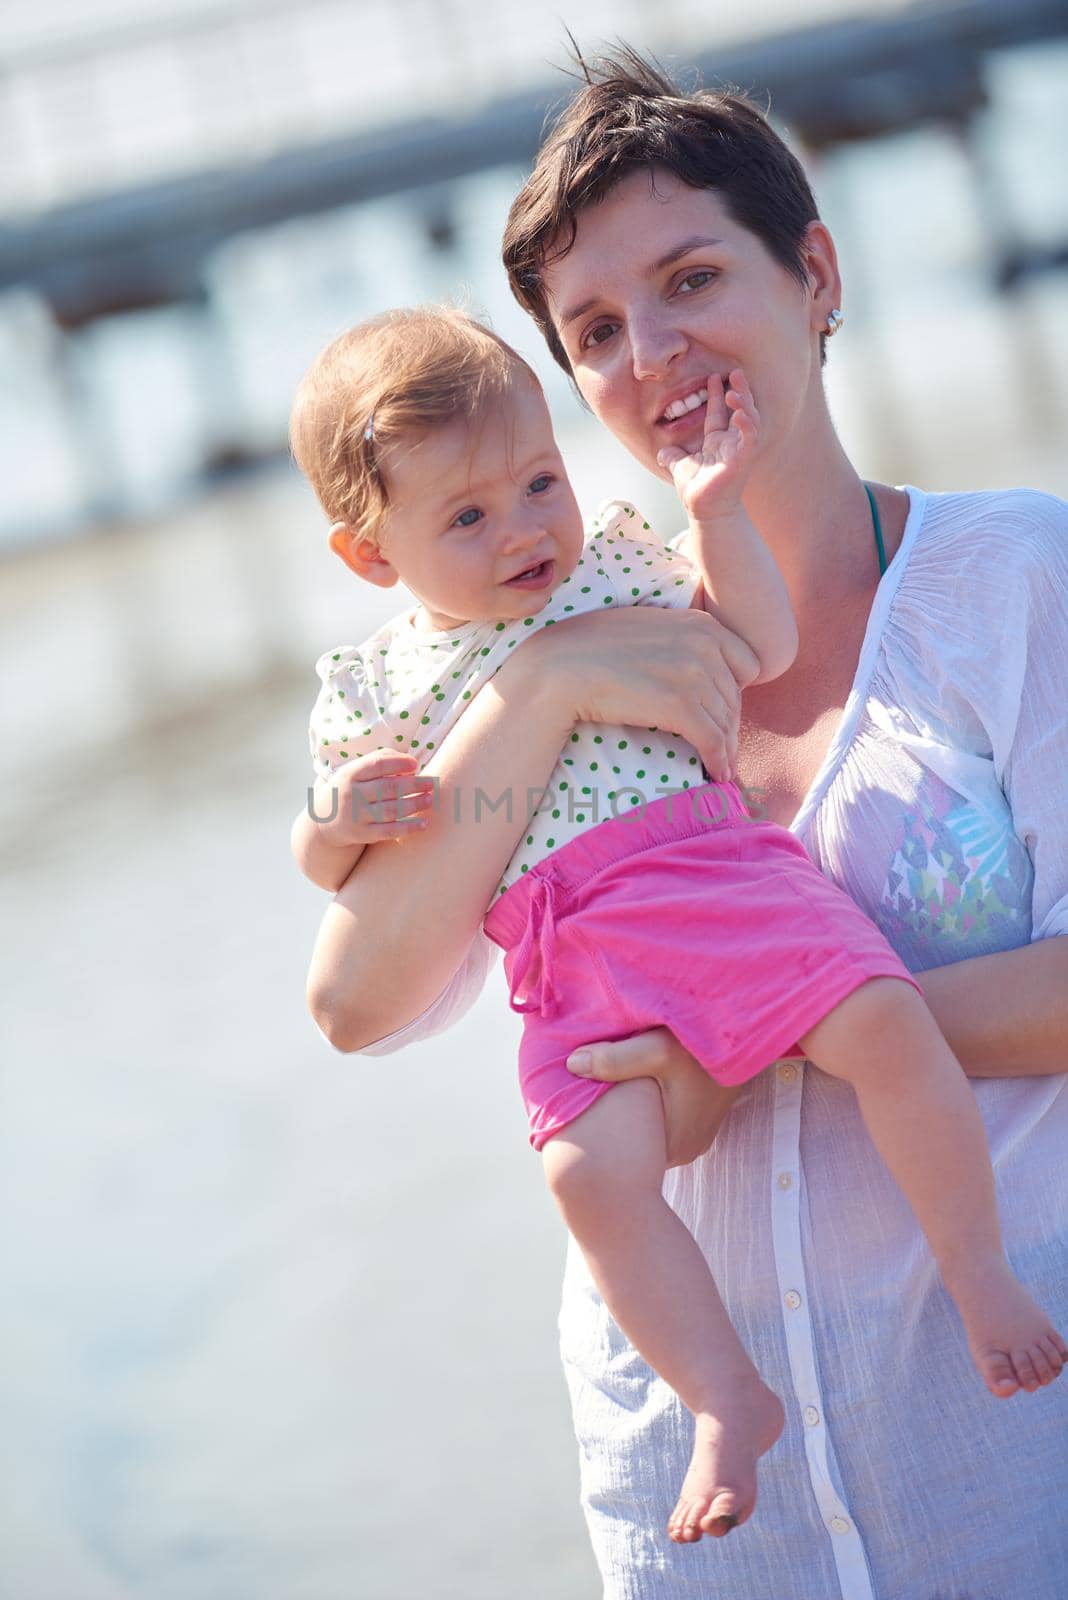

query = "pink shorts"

[{"left": 483, "top": 784, "right": 922, "bottom": 1152}]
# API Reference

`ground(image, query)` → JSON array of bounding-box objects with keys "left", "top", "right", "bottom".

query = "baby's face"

[{"left": 379, "top": 378, "right": 584, "bottom": 632}]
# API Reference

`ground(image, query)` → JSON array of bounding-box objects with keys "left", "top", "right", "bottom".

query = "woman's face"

[{"left": 541, "top": 167, "right": 839, "bottom": 483}]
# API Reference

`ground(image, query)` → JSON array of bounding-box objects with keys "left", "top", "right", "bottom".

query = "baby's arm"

[
  {"left": 291, "top": 750, "right": 436, "bottom": 893},
  {"left": 662, "top": 369, "right": 797, "bottom": 685}
]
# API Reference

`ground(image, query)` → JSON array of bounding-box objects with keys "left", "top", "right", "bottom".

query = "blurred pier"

[
  {"left": 0, "top": 0, "right": 1066, "bottom": 532},
  {"left": 1, "top": 0, "right": 1067, "bottom": 814},
  {"left": 2, "top": 0, "right": 1066, "bottom": 326}
]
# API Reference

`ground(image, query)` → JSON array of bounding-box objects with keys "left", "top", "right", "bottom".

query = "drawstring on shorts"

[{"left": 508, "top": 875, "right": 559, "bottom": 1019}]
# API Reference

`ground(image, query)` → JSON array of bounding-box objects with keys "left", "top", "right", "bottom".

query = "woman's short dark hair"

[{"left": 502, "top": 48, "right": 823, "bottom": 374}]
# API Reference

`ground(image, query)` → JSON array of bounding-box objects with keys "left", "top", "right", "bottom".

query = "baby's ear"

[{"left": 328, "top": 524, "right": 399, "bottom": 589}]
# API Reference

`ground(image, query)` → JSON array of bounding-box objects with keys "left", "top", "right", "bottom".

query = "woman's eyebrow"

[
  {"left": 558, "top": 294, "right": 599, "bottom": 330},
  {"left": 558, "top": 236, "right": 724, "bottom": 329},
  {"left": 653, "top": 235, "right": 724, "bottom": 271}
]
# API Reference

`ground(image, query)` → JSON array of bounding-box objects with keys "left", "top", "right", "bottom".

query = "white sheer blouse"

[{"left": 362, "top": 486, "right": 1068, "bottom": 1597}]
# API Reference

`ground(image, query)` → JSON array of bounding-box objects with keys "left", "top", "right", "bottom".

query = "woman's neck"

[{"left": 742, "top": 426, "right": 890, "bottom": 614}]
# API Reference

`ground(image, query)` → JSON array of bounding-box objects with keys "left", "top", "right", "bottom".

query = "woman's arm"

[
  {"left": 309, "top": 652, "right": 576, "bottom": 1050},
  {"left": 567, "top": 1031, "right": 744, "bottom": 1166},
  {"left": 308, "top": 603, "right": 759, "bottom": 1051},
  {"left": 564, "top": 931, "right": 1068, "bottom": 1162},
  {"left": 562, "top": 936, "right": 1068, "bottom": 1169},
  {"left": 291, "top": 795, "right": 364, "bottom": 892},
  {"left": 919, "top": 939, "right": 1068, "bottom": 1078},
  {"left": 928, "top": 491, "right": 1068, "bottom": 1078}
]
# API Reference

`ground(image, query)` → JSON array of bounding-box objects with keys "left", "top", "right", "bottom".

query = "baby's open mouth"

[{"left": 504, "top": 559, "right": 554, "bottom": 588}]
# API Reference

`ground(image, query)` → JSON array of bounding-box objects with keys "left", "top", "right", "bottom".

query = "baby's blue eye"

[
  {"left": 455, "top": 508, "right": 482, "bottom": 528},
  {"left": 529, "top": 474, "right": 552, "bottom": 494}
]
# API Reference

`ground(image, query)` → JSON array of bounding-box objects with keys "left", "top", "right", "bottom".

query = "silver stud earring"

[{"left": 825, "top": 308, "right": 844, "bottom": 337}]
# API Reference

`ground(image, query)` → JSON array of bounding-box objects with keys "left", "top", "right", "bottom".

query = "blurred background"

[{"left": 2, "top": 0, "right": 1067, "bottom": 1595}]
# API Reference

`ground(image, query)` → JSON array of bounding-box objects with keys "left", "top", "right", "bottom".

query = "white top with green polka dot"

[{"left": 308, "top": 500, "right": 702, "bottom": 900}]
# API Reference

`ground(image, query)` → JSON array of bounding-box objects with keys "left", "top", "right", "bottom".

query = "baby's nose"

[{"left": 502, "top": 517, "right": 544, "bottom": 551}]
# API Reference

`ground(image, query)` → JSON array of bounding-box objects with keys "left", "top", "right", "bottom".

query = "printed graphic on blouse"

[
  {"left": 307, "top": 501, "right": 702, "bottom": 900},
  {"left": 875, "top": 775, "right": 1033, "bottom": 963}
]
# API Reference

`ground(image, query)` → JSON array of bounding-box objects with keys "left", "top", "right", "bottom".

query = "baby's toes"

[
  {"left": 1010, "top": 1347, "right": 1041, "bottom": 1393},
  {"left": 979, "top": 1346, "right": 1020, "bottom": 1398},
  {"left": 1025, "top": 1341, "right": 1058, "bottom": 1386},
  {"left": 668, "top": 1500, "right": 704, "bottom": 1544},
  {"left": 698, "top": 1493, "right": 742, "bottom": 1538},
  {"left": 1040, "top": 1333, "right": 1066, "bottom": 1377}
]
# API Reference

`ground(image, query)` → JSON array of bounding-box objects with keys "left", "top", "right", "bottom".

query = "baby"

[{"left": 290, "top": 307, "right": 1065, "bottom": 1544}]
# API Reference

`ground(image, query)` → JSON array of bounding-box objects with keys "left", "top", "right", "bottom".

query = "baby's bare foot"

[
  {"left": 946, "top": 1255, "right": 1068, "bottom": 1398},
  {"left": 667, "top": 1376, "right": 784, "bottom": 1544}
]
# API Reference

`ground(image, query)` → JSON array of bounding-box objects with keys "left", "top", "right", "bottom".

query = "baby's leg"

[
  {"left": 542, "top": 1080, "right": 783, "bottom": 1541},
  {"left": 800, "top": 980, "right": 1068, "bottom": 1397}
]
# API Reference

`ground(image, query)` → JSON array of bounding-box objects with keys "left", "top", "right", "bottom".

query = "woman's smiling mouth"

[{"left": 661, "top": 386, "right": 709, "bottom": 422}]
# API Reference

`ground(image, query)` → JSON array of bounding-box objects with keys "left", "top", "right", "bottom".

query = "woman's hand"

[
  {"left": 523, "top": 604, "right": 759, "bottom": 783},
  {"left": 568, "top": 1029, "right": 742, "bottom": 1167}
]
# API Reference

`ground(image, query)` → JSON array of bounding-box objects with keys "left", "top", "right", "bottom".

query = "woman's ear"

[
  {"left": 327, "top": 524, "right": 399, "bottom": 589},
  {"left": 801, "top": 220, "right": 842, "bottom": 332}
]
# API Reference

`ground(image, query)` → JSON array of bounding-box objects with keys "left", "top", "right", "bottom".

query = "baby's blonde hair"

[{"left": 290, "top": 306, "right": 540, "bottom": 541}]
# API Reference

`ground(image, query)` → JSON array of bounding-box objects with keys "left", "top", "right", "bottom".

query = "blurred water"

[{"left": 1, "top": 684, "right": 602, "bottom": 1599}]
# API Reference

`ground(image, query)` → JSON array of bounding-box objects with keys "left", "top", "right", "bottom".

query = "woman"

[{"left": 308, "top": 54, "right": 1068, "bottom": 1597}]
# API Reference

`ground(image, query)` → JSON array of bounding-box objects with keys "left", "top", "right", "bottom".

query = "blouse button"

[
  {"left": 803, "top": 1405, "right": 821, "bottom": 1427},
  {"left": 830, "top": 1516, "right": 850, "bottom": 1534},
  {"left": 777, "top": 1063, "right": 798, "bottom": 1084},
  {"left": 776, "top": 1172, "right": 794, "bottom": 1190},
  {"left": 784, "top": 1290, "right": 802, "bottom": 1310}
]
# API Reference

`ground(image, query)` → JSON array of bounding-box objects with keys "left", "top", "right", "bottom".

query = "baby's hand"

[
  {"left": 310, "top": 749, "right": 436, "bottom": 848},
  {"left": 657, "top": 368, "right": 758, "bottom": 523}
]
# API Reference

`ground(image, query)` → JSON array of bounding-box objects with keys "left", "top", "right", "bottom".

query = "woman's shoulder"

[
  {"left": 876, "top": 486, "right": 1068, "bottom": 740},
  {"left": 910, "top": 486, "right": 1068, "bottom": 574},
  {"left": 890, "top": 486, "right": 1067, "bottom": 636}
]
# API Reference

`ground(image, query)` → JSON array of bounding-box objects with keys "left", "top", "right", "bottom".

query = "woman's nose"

[{"left": 629, "top": 313, "right": 687, "bottom": 382}]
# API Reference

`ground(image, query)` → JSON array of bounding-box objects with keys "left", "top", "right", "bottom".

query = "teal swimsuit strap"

[{"left": 865, "top": 483, "right": 887, "bottom": 577}]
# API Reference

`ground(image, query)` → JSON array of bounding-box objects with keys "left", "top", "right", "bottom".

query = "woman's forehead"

[{"left": 542, "top": 171, "right": 735, "bottom": 314}]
